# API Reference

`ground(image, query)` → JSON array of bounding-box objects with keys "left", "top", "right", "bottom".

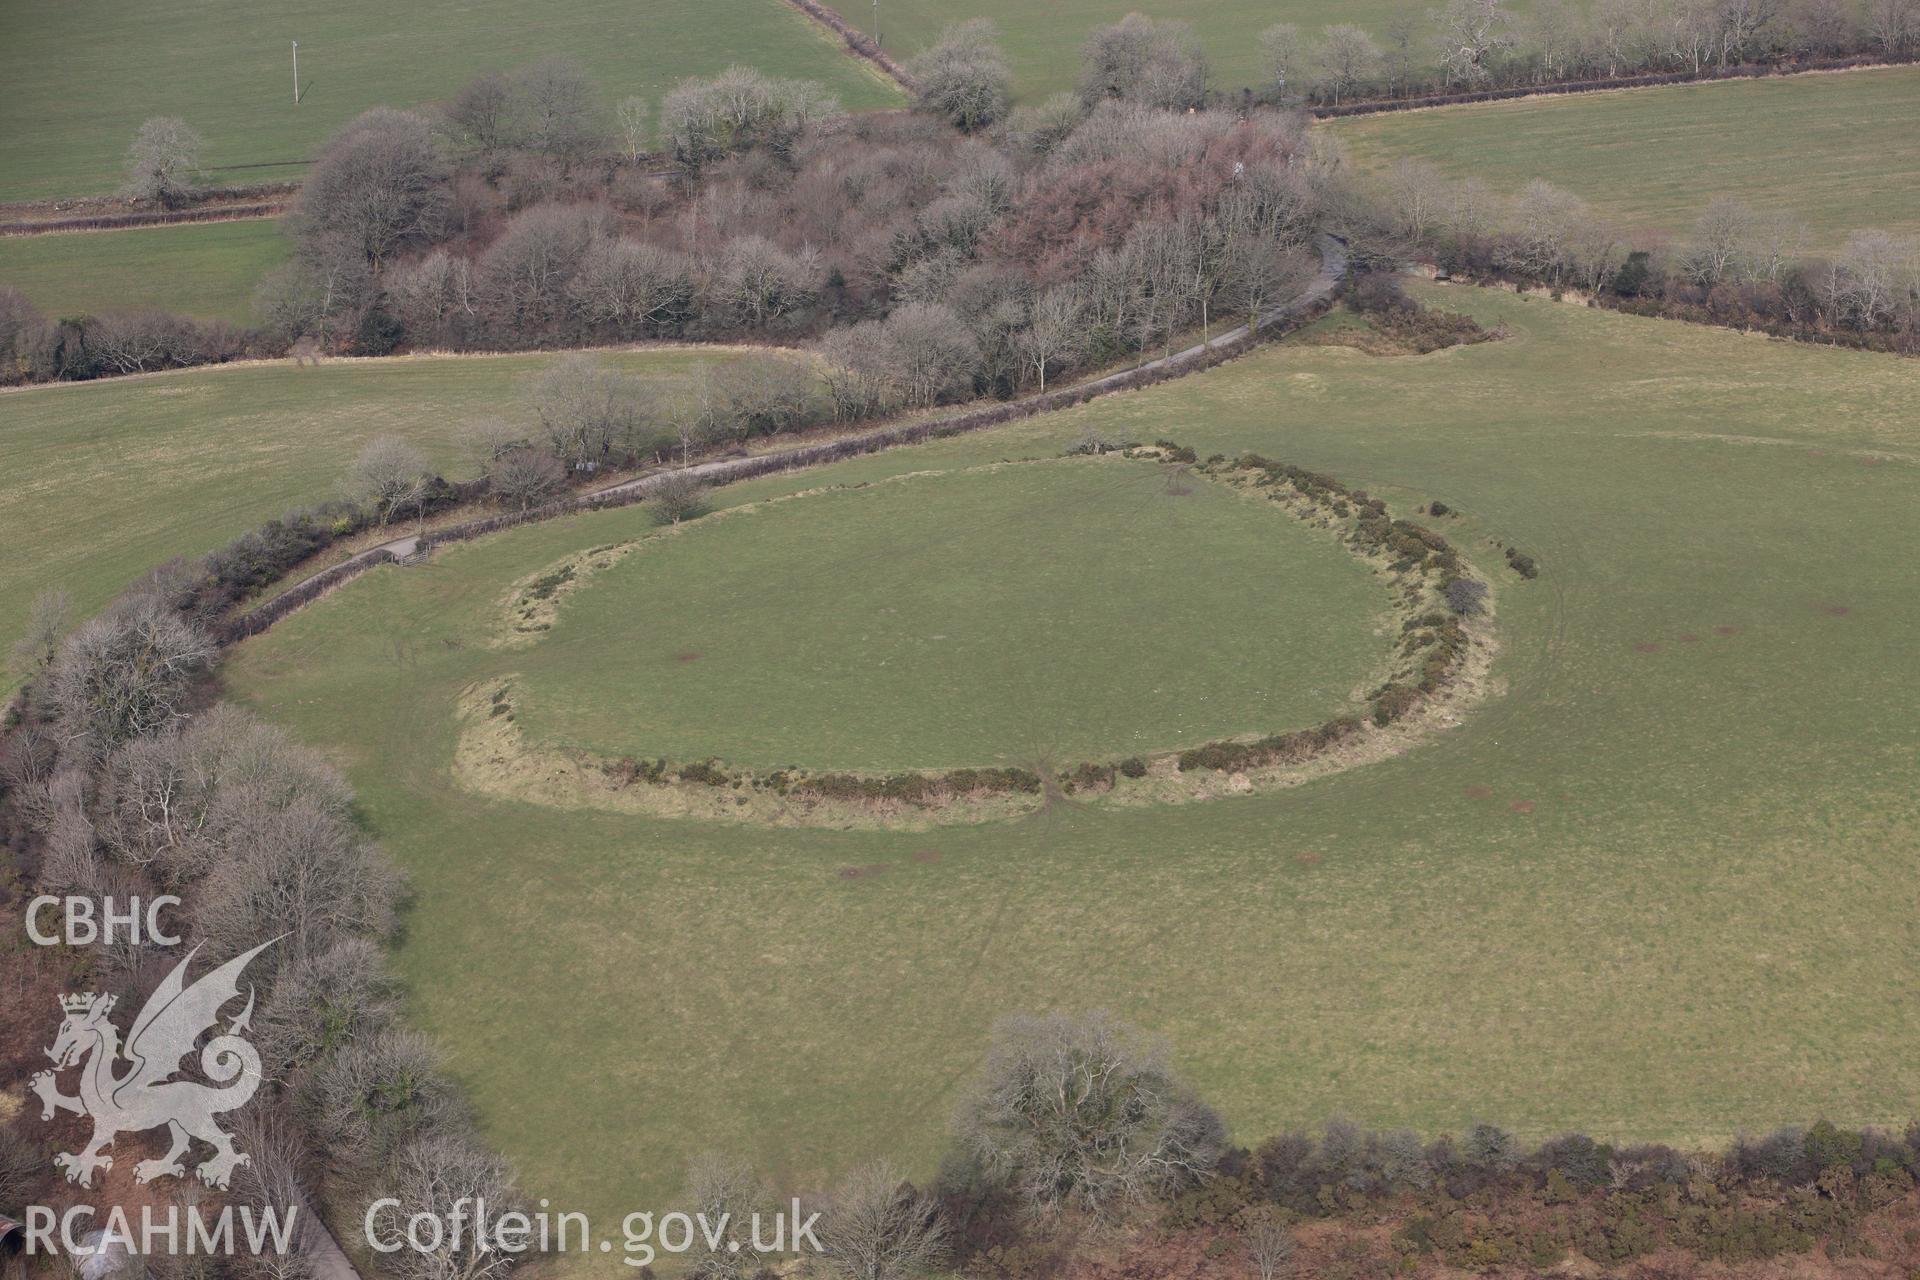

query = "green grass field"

[
  {"left": 0, "top": 348, "right": 747, "bottom": 689},
  {"left": 0, "top": 0, "right": 901, "bottom": 202},
  {"left": 222, "top": 285, "right": 1920, "bottom": 1240},
  {"left": 513, "top": 460, "right": 1392, "bottom": 772},
  {"left": 1329, "top": 66, "right": 1920, "bottom": 249},
  {"left": 0, "top": 220, "right": 289, "bottom": 324},
  {"left": 847, "top": 0, "right": 1513, "bottom": 101}
]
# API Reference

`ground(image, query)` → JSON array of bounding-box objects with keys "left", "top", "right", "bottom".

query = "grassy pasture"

[
  {"left": 0, "top": 348, "right": 745, "bottom": 691},
  {"left": 0, "top": 219, "right": 289, "bottom": 324},
  {"left": 844, "top": 0, "right": 1523, "bottom": 101},
  {"left": 513, "top": 460, "right": 1393, "bottom": 772},
  {"left": 0, "top": 0, "right": 901, "bottom": 202},
  {"left": 1328, "top": 65, "right": 1920, "bottom": 249},
  {"left": 224, "top": 286, "right": 1920, "bottom": 1245}
]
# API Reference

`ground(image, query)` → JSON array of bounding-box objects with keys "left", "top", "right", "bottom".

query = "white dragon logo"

[{"left": 30, "top": 939, "right": 275, "bottom": 1189}]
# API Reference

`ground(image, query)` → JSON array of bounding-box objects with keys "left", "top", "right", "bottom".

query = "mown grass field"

[
  {"left": 846, "top": 0, "right": 1525, "bottom": 101},
  {"left": 0, "top": 0, "right": 901, "bottom": 202},
  {"left": 514, "top": 460, "right": 1392, "bottom": 772},
  {"left": 1329, "top": 65, "right": 1920, "bottom": 248},
  {"left": 0, "top": 348, "right": 742, "bottom": 690},
  {"left": 224, "top": 285, "right": 1920, "bottom": 1248},
  {"left": 0, "top": 220, "right": 289, "bottom": 324}
]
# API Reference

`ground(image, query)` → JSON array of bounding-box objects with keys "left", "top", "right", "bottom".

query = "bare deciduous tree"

[
  {"left": 908, "top": 20, "right": 1012, "bottom": 132},
  {"left": 487, "top": 447, "right": 567, "bottom": 511},
  {"left": 1258, "top": 23, "right": 1307, "bottom": 96},
  {"left": 813, "top": 1160, "right": 948, "bottom": 1280},
  {"left": 1434, "top": 0, "right": 1517, "bottom": 84},
  {"left": 566, "top": 238, "right": 693, "bottom": 336},
  {"left": 445, "top": 70, "right": 516, "bottom": 152},
  {"left": 647, "top": 470, "right": 709, "bottom": 524},
  {"left": 683, "top": 1154, "right": 768, "bottom": 1280},
  {"left": 954, "top": 1010, "right": 1225, "bottom": 1219},
  {"left": 1078, "top": 14, "right": 1208, "bottom": 110},
  {"left": 1018, "top": 287, "right": 1085, "bottom": 391},
  {"left": 11, "top": 586, "right": 73, "bottom": 676},
  {"left": 513, "top": 56, "right": 603, "bottom": 165},
  {"left": 615, "top": 95, "right": 652, "bottom": 162},
  {"left": 296, "top": 108, "right": 449, "bottom": 269},
  {"left": 124, "top": 117, "right": 204, "bottom": 207},
  {"left": 305, "top": 1031, "right": 463, "bottom": 1184},
  {"left": 50, "top": 601, "right": 213, "bottom": 755},
  {"left": 364, "top": 1133, "right": 519, "bottom": 1280},
  {"left": 1314, "top": 24, "right": 1383, "bottom": 104},
  {"left": 532, "top": 355, "right": 638, "bottom": 471},
  {"left": 347, "top": 437, "right": 432, "bottom": 525},
  {"left": 1243, "top": 1212, "right": 1296, "bottom": 1280}
]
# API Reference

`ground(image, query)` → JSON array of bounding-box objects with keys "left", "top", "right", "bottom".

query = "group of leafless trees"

[
  {"left": 1367, "top": 158, "right": 1920, "bottom": 346},
  {"left": 239, "top": 22, "right": 1328, "bottom": 403},
  {"left": 1257, "top": 0, "right": 1920, "bottom": 106},
  {"left": 2, "top": 578, "right": 522, "bottom": 1280}
]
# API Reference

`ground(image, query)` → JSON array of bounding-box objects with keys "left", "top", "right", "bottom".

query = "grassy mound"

[{"left": 506, "top": 459, "right": 1393, "bottom": 773}]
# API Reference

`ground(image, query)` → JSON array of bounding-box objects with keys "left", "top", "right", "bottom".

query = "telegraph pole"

[
  {"left": 292, "top": 41, "right": 300, "bottom": 104},
  {"left": 872, "top": 0, "right": 880, "bottom": 47}
]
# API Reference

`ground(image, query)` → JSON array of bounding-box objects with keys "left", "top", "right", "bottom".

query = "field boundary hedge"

[
  {"left": 1312, "top": 51, "right": 1919, "bottom": 118},
  {"left": 781, "top": 0, "right": 919, "bottom": 93},
  {"left": 216, "top": 236, "right": 1346, "bottom": 645}
]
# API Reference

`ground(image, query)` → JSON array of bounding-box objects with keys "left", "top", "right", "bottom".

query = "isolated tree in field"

[
  {"left": 646, "top": 470, "right": 708, "bottom": 524},
  {"left": 814, "top": 1160, "right": 948, "bottom": 1280},
  {"left": 908, "top": 20, "right": 1013, "bottom": 132},
  {"left": 533, "top": 355, "right": 639, "bottom": 470},
  {"left": 1314, "top": 24, "right": 1383, "bottom": 104},
  {"left": 10, "top": 586, "right": 73, "bottom": 676},
  {"left": 1258, "top": 23, "right": 1307, "bottom": 96},
  {"left": 487, "top": 447, "right": 566, "bottom": 511},
  {"left": 1078, "top": 14, "right": 1208, "bottom": 110},
  {"left": 50, "top": 601, "right": 213, "bottom": 755},
  {"left": 1434, "top": 0, "right": 1516, "bottom": 84},
  {"left": 297, "top": 108, "right": 448, "bottom": 268},
  {"left": 615, "top": 94, "right": 651, "bottom": 162},
  {"left": 124, "top": 117, "right": 204, "bottom": 207},
  {"left": 348, "top": 437, "right": 432, "bottom": 526},
  {"left": 514, "top": 56, "right": 603, "bottom": 165},
  {"left": 954, "top": 1010, "right": 1225, "bottom": 1218}
]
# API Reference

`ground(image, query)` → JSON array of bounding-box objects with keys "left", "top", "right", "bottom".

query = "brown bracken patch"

[
  {"left": 1293, "top": 851, "right": 1323, "bottom": 866},
  {"left": 911, "top": 850, "right": 942, "bottom": 864},
  {"left": 1714, "top": 625, "right": 1740, "bottom": 637},
  {"left": 1509, "top": 799, "right": 1535, "bottom": 813},
  {"left": 674, "top": 651, "right": 703, "bottom": 663},
  {"left": 1634, "top": 641, "right": 1662, "bottom": 653},
  {"left": 1678, "top": 633, "right": 1700, "bottom": 643},
  {"left": 1464, "top": 784, "right": 1495, "bottom": 800},
  {"left": 1819, "top": 604, "right": 1852, "bottom": 617}
]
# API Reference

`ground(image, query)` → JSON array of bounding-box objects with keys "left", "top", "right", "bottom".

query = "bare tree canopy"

[
  {"left": 296, "top": 108, "right": 449, "bottom": 268},
  {"left": 1078, "top": 13, "right": 1209, "bottom": 110},
  {"left": 908, "top": 20, "right": 1013, "bottom": 132},
  {"left": 954, "top": 1010, "right": 1225, "bottom": 1218},
  {"left": 49, "top": 600, "right": 213, "bottom": 756},
  {"left": 346, "top": 436, "right": 433, "bottom": 524},
  {"left": 123, "top": 117, "right": 204, "bottom": 207},
  {"left": 814, "top": 1160, "right": 949, "bottom": 1280}
]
